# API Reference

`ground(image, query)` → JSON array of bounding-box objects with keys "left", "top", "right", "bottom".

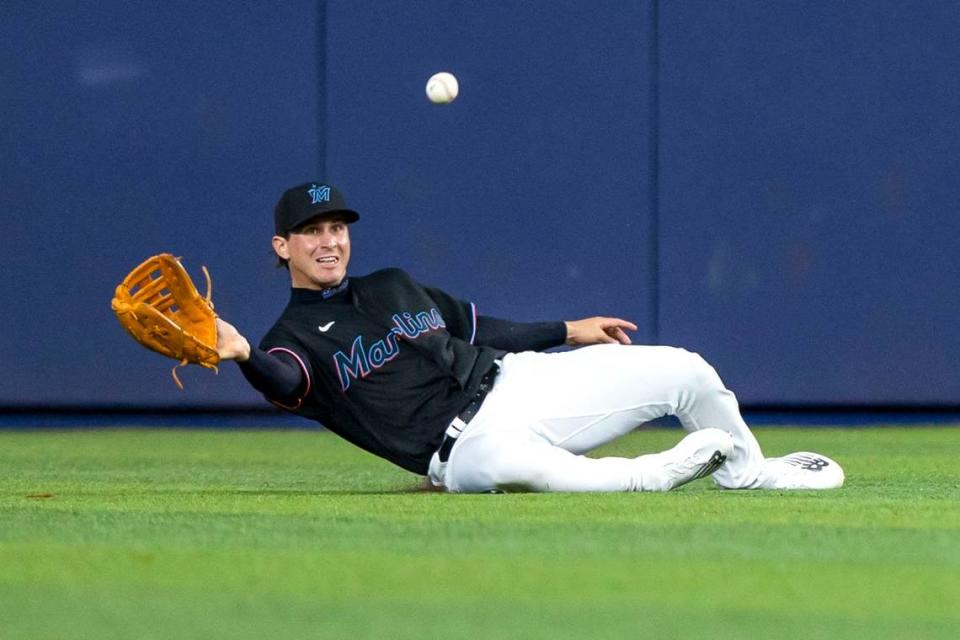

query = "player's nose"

[{"left": 317, "top": 232, "right": 338, "bottom": 247}]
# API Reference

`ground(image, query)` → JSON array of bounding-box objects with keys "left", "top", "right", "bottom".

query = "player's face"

[{"left": 273, "top": 217, "right": 351, "bottom": 290}]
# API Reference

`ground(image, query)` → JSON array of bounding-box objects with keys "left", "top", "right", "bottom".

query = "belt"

[{"left": 437, "top": 362, "right": 500, "bottom": 463}]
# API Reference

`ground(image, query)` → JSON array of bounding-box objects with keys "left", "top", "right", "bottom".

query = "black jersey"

[{"left": 259, "top": 268, "right": 499, "bottom": 474}]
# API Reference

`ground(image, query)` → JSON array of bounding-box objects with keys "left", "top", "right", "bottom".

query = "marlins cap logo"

[{"left": 308, "top": 184, "right": 331, "bottom": 204}]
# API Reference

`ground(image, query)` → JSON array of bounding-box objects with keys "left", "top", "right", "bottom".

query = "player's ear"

[{"left": 272, "top": 235, "right": 290, "bottom": 260}]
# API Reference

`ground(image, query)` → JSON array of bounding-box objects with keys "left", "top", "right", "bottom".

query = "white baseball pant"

[{"left": 428, "top": 344, "right": 769, "bottom": 492}]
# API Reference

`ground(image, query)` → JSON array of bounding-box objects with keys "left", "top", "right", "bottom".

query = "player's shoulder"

[
  {"left": 260, "top": 317, "right": 301, "bottom": 349},
  {"left": 351, "top": 268, "right": 442, "bottom": 309}
]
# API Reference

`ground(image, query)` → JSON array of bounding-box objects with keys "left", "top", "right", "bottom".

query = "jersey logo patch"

[
  {"left": 318, "top": 321, "right": 335, "bottom": 332},
  {"left": 333, "top": 308, "right": 445, "bottom": 391}
]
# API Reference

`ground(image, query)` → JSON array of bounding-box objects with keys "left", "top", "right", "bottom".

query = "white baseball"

[{"left": 426, "top": 72, "right": 459, "bottom": 104}]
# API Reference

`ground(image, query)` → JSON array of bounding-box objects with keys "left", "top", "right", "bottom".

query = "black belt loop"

[{"left": 438, "top": 360, "right": 500, "bottom": 463}]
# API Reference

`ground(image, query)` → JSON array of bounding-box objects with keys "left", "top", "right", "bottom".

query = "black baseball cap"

[{"left": 274, "top": 182, "right": 360, "bottom": 235}]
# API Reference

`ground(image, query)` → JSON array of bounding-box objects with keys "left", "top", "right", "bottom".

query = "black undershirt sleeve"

[
  {"left": 474, "top": 316, "right": 567, "bottom": 353},
  {"left": 237, "top": 348, "right": 307, "bottom": 402}
]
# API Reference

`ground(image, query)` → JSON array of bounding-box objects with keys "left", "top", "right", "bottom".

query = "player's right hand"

[{"left": 215, "top": 318, "right": 252, "bottom": 362}]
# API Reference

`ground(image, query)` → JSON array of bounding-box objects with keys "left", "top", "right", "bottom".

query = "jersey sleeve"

[
  {"left": 422, "top": 284, "right": 479, "bottom": 344},
  {"left": 248, "top": 328, "right": 315, "bottom": 410},
  {"left": 237, "top": 348, "right": 310, "bottom": 407},
  {"left": 475, "top": 316, "right": 567, "bottom": 352}
]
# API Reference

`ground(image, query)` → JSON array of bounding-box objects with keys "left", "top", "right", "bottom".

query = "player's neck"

[{"left": 290, "top": 278, "right": 351, "bottom": 303}]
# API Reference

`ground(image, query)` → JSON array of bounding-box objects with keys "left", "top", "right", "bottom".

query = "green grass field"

[{"left": 1, "top": 426, "right": 958, "bottom": 639}]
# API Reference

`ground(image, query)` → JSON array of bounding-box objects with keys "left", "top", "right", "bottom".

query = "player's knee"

[
  {"left": 478, "top": 450, "right": 542, "bottom": 491},
  {"left": 675, "top": 348, "right": 725, "bottom": 394},
  {"left": 449, "top": 435, "right": 543, "bottom": 493}
]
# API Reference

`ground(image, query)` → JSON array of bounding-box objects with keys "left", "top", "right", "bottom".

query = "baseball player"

[{"left": 213, "top": 181, "right": 844, "bottom": 493}]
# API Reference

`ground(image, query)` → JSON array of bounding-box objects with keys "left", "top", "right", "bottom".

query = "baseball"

[{"left": 426, "top": 72, "right": 459, "bottom": 104}]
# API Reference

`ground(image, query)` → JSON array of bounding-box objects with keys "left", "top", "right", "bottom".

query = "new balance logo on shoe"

[
  {"left": 762, "top": 451, "right": 845, "bottom": 490},
  {"left": 782, "top": 453, "right": 829, "bottom": 472}
]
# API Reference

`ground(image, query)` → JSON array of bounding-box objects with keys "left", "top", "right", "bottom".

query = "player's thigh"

[
  {"left": 496, "top": 345, "right": 709, "bottom": 445},
  {"left": 501, "top": 345, "right": 708, "bottom": 413}
]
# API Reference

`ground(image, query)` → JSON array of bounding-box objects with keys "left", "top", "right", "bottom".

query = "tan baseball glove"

[{"left": 111, "top": 254, "right": 219, "bottom": 389}]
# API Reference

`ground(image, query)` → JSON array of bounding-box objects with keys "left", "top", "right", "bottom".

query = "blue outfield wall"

[
  {"left": 1, "top": 1, "right": 957, "bottom": 410},
  {"left": 657, "top": 1, "right": 960, "bottom": 404}
]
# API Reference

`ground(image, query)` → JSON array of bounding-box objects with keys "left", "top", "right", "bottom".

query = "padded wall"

[
  {"left": 1, "top": 1, "right": 319, "bottom": 406},
  {"left": 658, "top": 1, "right": 960, "bottom": 403},
  {"left": 1, "top": 1, "right": 957, "bottom": 408}
]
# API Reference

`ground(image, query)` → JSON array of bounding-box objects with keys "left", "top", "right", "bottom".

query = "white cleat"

[
  {"left": 657, "top": 428, "right": 735, "bottom": 491},
  {"left": 761, "top": 452, "right": 845, "bottom": 490}
]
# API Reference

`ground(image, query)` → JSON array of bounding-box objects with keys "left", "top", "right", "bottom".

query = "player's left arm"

[
  {"left": 421, "top": 280, "right": 636, "bottom": 349},
  {"left": 475, "top": 315, "right": 637, "bottom": 350},
  {"left": 475, "top": 315, "right": 566, "bottom": 351}
]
